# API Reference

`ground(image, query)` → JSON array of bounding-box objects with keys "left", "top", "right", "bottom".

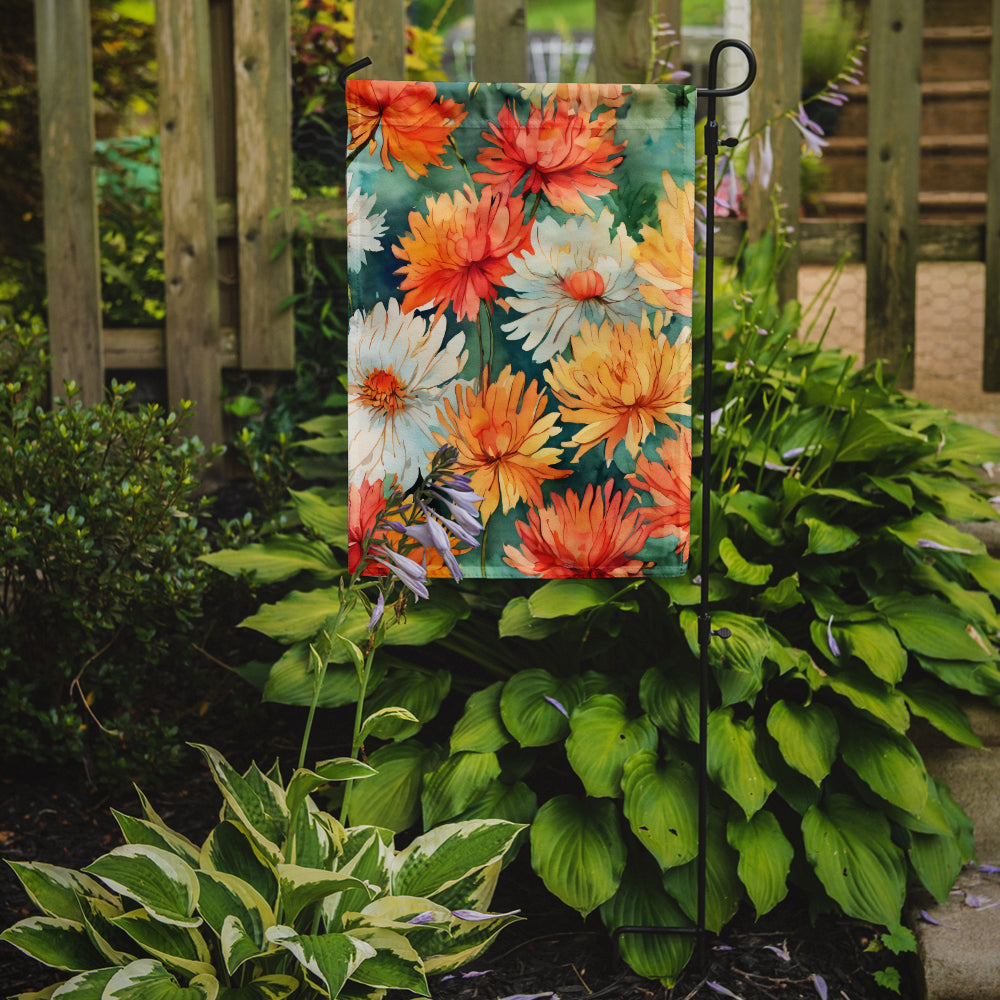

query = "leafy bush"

[
  {"left": 0, "top": 317, "right": 220, "bottom": 783},
  {"left": 207, "top": 233, "right": 1000, "bottom": 984},
  {"left": 1, "top": 743, "right": 524, "bottom": 998}
]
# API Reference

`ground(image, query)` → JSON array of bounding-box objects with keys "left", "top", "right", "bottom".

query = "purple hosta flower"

[
  {"left": 917, "top": 538, "right": 973, "bottom": 555},
  {"left": 367, "top": 590, "right": 385, "bottom": 631},
  {"left": 452, "top": 908, "right": 521, "bottom": 921},
  {"left": 544, "top": 695, "right": 569, "bottom": 718},
  {"left": 747, "top": 125, "right": 774, "bottom": 191},
  {"left": 706, "top": 983, "right": 742, "bottom": 999},
  {"left": 812, "top": 974, "right": 828, "bottom": 1000},
  {"left": 763, "top": 944, "right": 791, "bottom": 962},
  {"left": 497, "top": 994, "right": 558, "bottom": 1000},
  {"left": 370, "top": 544, "right": 429, "bottom": 600},
  {"left": 979, "top": 864, "right": 1000, "bottom": 874},
  {"left": 827, "top": 616, "right": 842, "bottom": 658},
  {"left": 441, "top": 970, "right": 493, "bottom": 981},
  {"left": 791, "top": 104, "right": 828, "bottom": 157},
  {"left": 404, "top": 504, "right": 463, "bottom": 580},
  {"left": 407, "top": 911, "right": 438, "bottom": 925},
  {"left": 919, "top": 909, "right": 958, "bottom": 929}
]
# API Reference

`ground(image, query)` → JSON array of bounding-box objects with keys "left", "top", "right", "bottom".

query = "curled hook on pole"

[{"left": 338, "top": 57, "right": 373, "bottom": 89}]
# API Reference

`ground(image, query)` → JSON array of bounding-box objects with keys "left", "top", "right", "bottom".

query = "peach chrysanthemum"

[
  {"left": 393, "top": 186, "right": 534, "bottom": 323},
  {"left": 631, "top": 170, "right": 695, "bottom": 316},
  {"left": 545, "top": 313, "right": 691, "bottom": 464},
  {"left": 347, "top": 80, "right": 467, "bottom": 179},
  {"left": 626, "top": 428, "right": 692, "bottom": 561},
  {"left": 472, "top": 98, "right": 626, "bottom": 216},
  {"left": 432, "top": 365, "right": 570, "bottom": 523},
  {"left": 517, "top": 83, "right": 628, "bottom": 114},
  {"left": 503, "top": 481, "right": 652, "bottom": 578}
]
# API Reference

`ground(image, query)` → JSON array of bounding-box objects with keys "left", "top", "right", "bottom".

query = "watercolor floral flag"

[{"left": 346, "top": 80, "right": 695, "bottom": 579}]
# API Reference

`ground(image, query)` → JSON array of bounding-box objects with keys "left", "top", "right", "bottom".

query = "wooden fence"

[{"left": 34, "top": 0, "right": 1000, "bottom": 445}]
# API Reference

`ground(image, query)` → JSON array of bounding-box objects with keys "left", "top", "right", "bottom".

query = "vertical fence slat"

[
  {"left": 34, "top": 0, "right": 103, "bottom": 405},
  {"left": 747, "top": 0, "right": 801, "bottom": 304},
  {"left": 157, "top": 0, "right": 222, "bottom": 445},
  {"left": 233, "top": 0, "right": 294, "bottom": 369},
  {"left": 864, "top": 0, "right": 923, "bottom": 390},
  {"left": 593, "top": 0, "right": 651, "bottom": 83},
  {"left": 474, "top": 0, "right": 527, "bottom": 81},
  {"left": 983, "top": 0, "right": 1000, "bottom": 390},
  {"left": 354, "top": 0, "right": 406, "bottom": 80}
]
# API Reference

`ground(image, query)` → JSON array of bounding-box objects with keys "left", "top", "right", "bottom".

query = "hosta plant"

[{"left": 1, "top": 743, "right": 523, "bottom": 999}]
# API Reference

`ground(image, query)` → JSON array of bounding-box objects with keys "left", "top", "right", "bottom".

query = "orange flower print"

[
  {"left": 393, "top": 186, "right": 534, "bottom": 322},
  {"left": 473, "top": 98, "right": 626, "bottom": 216},
  {"left": 347, "top": 80, "right": 467, "bottom": 179},
  {"left": 432, "top": 365, "right": 570, "bottom": 523},
  {"left": 518, "top": 83, "right": 628, "bottom": 115},
  {"left": 631, "top": 171, "right": 695, "bottom": 316},
  {"left": 627, "top": 428, "right": 692, "bottom": 561},
  {"left": 545, "top": 312, "right": 691, "bottom": 464},
  {"left": 349, "top": 477, "right": 391, "bottom": 574},
  {"left": 503, "top": 481, "right": 652, "bottom": 578}
]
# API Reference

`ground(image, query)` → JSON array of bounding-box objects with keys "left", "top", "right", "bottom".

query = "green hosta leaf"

[
  {"left": 906, "top": 472, "right": 998, "bottom": 521},
  {"left": 803, "top": 517, "right": 859, "bottom": 556},
  {"left": 727, "top": 811, "right": 793, "bottom": 918},
  {"left": 916, "top": 655, "right": 1000, "bottom": 697},
  {"left": 111, "top": 908, "right": 214, "bottom": 978},
  {"left": 191, "top": 746, "right": 287, "bottom": 863},
  {"left": 808, "top": 661, "right": 910, "bottom": 732},
  {"left": 216, "top": 975, "right": 299, "bottom": 999},
  {"left": 499, "top": 670, "right": 584, "bottom": 747},
  {"left": 453, "top": 779, "right": 538, "bottom": 827},
  {"left": 966, "top": 553, "right": 1000, "bottom": 597},
  {"left": 195, "top": 871, "right": 273, "bottom": 974},
  {"left": 599, "top": 853, "right": 694, "bottom": 987},
  {"left": 839, "top": 718, "right": 929, "bottom": 816},
  {"left": 421, "top": 751, "right": 502, "bottom": 828},
  {"left": 530, "top": 795, "right": 626, "bottom": 917},
  {"left": 886, "top": 512, "right": 985, "bottom": 557},
  {"left": 834, "top": 410, "right": 927, "bottom": 463},
  {"left": 112, "top": 813, "right": 201, "bottom": 868},
  {"left": 527, "top": 579, "right": 618, "bottom": 618},
  {"left": 265, "top": 926, "right": 375, "bottom": 998},
  {"left": 0, "top": 916, "right": 107, "bottom": 971},
  {"left": 718, "top": 537, "right": 772, "bottom": 586},
  {"left": 103, "top": 959, "right": 218, "bottom": 999},
  {"left": 835, "top": 621, "right": 907, "bottom": 684},
  {"left": 866, "top": 474, "right": 914, "bottom": 509},
  {"left": 680, "top": 610, "right": 770, "bottom": 706},
  {"left": 724, "top": 490, "right": 784, "bottom": 545},
  {"left": 661, "top": 812, "right": 741, "bottom": 933},
  {"left": 277, "top": 865, "right": 374, "bottom": 925},
  {"left": 802, "top": 793, "right": 906, "bottom": 926},
  {"left": 83, "top": 846, "right": 200, "bottom": 928},
  {"left": 755, "top": 573, "right": 804, "bottom": 614},
  {"left": 363, "top": 667, "right": 451, "bottom": 740},
  {"left": 765, "top": 700, "right": 837, "bottom": 786},
  {"left": 450, "top": 682, "right": 511, "bottom": 754},
  {"left": 909, "top": 828, "right": 965, "bottom": 905},
  {"left": 497, "top": 596, "right": 564, "bottom": 639},
  {"left": 200, "top": 536, "right": 340, "bottom": 584},
  {"left": 261, "top": 643, "right": 386, "bottom": 709},
  {"left": 936, "top": 421, "right": 1000, "bottom": 464},
  {"left": 565, "top": 695, "right": 658, "bottom": 798},
  {"left": 347, "top": 740, "right": 442, "bottom": 832},
  {"left": 288, "top": 488, "right": 349, "bottom": 544},
  {"left": 901, "top": 680, "right": 982, "bottom": 748},
  {"left": 393, "top": 820, "right": 524, "bottom": 900},
  {"left": 707, "top": 708, "right": 776, "bottom": 818},
  {"left": 639, "top": 664, "right": 699, "bottom": 742},
  {"left": 346, "top": 926, "right": 428, "bottom": 994},
  {"left": 654, "top": 572, "right": 736, "bottom": 606},
  {"left": 199, "top": 822, "right": 278, "bottom": 910},
  {"left": 4, "top": 862, "right": 118, "bottom": 923},
  {"left": 910, "top": 562, "right": 1000, "bottom": 633},
  {"left": 874, "top": 594, "right": 995, "bottom": 662},
  {"left": 621, "top": 751, "right": 698, "bottom": 871}
]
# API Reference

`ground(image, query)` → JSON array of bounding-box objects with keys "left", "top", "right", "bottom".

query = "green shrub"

[{"left": 0, "top": 317, "right": 220, "bottom": 783}]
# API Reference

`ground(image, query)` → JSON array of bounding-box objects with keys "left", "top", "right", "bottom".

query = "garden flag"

[{"left": 346, "top": 80, "right": 695, "bottom": 579}]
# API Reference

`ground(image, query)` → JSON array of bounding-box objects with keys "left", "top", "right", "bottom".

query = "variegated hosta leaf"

[
  {"left": 276, "top": 864, "right": 375, "bottom": 925},
  {"left": 45, "top": 966, "right": 118, "bottom": 997},
  {"left": 200, "top": 822, "right": 278, "bottom": 910},
  {"left": 421, "top": 751, "right": 502, "bottom": 829},
  {"left": 0, "top": 916, "right": 107, "bottom": 971},
  {"left": 425, "top": 859, "right": 501, "bottom": 915},
  {"left": 265, "top": 926, "right": 375, "bottom": 998},
  {"left": 112, "top": 810, "right": 201, "bottom": 868},
  {"left": 726, "top": 810, "right": 793, "bottom": 917},
  {"left": 566, "top": 695, "right": 658, "bottom": 799},
  {"left": 765, "top": 700, "right": 838, "bottom": 786},
  {"left": 195, "top": 871, "right": 274, "bottom": 973},
  {"left": 391, "top": 820, "right": 524, "bottom": 900},
  {"left": 214, "top": 973, "right": 300, "bottom": 999},
  {"left": 288, "top": 802, "right": 343, "bottom": 871},
  {"left": 285, "top": 760, "right": 375, "bottom": 825},
  {"left": 77, "top": 894, "right": 136, "bottom": 966},
  {"left": 102, "top": 958, "right": 218, "bottom": 999},
  {"left": 82, "top": 846, "right": 200, "bottom": 928},
  {"left": 802, "top": 793, "right": 906, "bottom": 926},
  {"left": 110, "top": 908, "right": 214, "bottom": 978},
  {"left": 599, "top": 854, "right": 694, "bottom": 987},
  {"left": 322, "top": 829, "right": 392, "bottom": 931},
  {"left": 706, "top": 707, "right": 776, "bottom": 818},
  {"left": 529, "top": 795, "right": 626, "bottom": 917},
  {"left": 621, "top": 751, "right": 699, "bottom": 871},
  {"left": 499, "top": 669, "right": 585, "bottom": 747},
  {"left": 191, "top": 745, "right": 288, "bottom": 863},
  {"left": 344, "top": 926, "right": 429, "bottom": 995},
  {"left": 4, "top": 862, "right": 118, "bottom": 922},
  {"left": 450, "top": 681, "right": 511, "bottom": 754},
  {"left": 421, "top": 907, "right": 522, "bottom": 975}
]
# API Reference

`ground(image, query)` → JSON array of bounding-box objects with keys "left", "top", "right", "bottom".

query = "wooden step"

[
  {"left": 813, "top": 190, "right": 987, "bottom": 222},
  {"left": 832, "top": 80, "right": 991, "bottom": 137},
  {"left": 922, "top": 25, "right": 993, "bottom": 83}
]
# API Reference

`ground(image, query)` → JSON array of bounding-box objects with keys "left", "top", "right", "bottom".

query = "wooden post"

[
  {"left": 747, "top": 0, "right": 801, "bottom": 305},
  {"left": 233, "top": 0, "right": 294, "bottom": 369},
  {"left": 593, "top": 0, "right": 651, "bottom": 83},
  {"left": 474, "top": 0, "right": 527, "bottom": 81},
  {"left": 157, "top": 0, "right": 223, "bottom": 444},
  {"left": 864, "top": 0, "right": 923, "bottom": 390},
  {"left": 354, "top": 0, "right": 406, "bottom": 80},
  {"left": 983, "top": 0, "right": 1000, "bottom": 390},
  {"left": 34, "top": 0, "right": 104, "bottom": 405}
]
